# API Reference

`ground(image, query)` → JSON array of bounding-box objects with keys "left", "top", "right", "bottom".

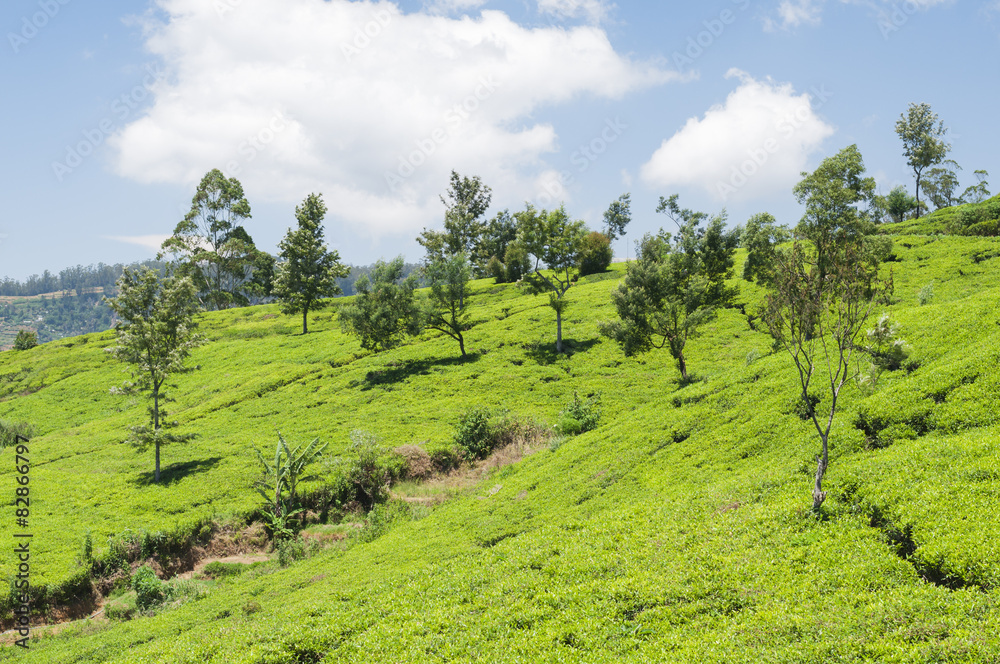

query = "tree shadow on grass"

[
  {"left": 524, "top": 337, "right": 600, "bottom": 365},
  {"left": 360, "top": 353, "right": 481, "bottom": 390},
  {"left": 132, "top": 456, "right": 224, "bottom": 487}
]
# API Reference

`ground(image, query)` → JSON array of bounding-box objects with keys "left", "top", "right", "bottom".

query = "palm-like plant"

[{"left": 253, "top": 434, "right": 328, "bottom": 538}]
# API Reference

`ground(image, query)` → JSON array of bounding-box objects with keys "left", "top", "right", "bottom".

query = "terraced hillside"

[{"left": 2, "top": 233, "right": 1000, "bottom": 662}]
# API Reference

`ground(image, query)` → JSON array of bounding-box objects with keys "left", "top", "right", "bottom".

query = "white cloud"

[
  {"left": 110, "top": 0, "right": 671, "bottom": 241},
  {"left": 640, "top": 69, "right": 835, "bottom": 203},
  {"left": 537, "top": 0, "right": 614, "bottom": 24},
  {"left": 105, "top": 234, "right": 171, "bottom": 252},
  {"left": 776, "top": 0, "right": 823, "bottom": 28}
]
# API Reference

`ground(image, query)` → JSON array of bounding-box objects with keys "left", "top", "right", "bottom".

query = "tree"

[
  {"left": 272, "top": 193, "right": 350, "bottom": 334},
  {"left": 657, "top": 194, "right": 739, "bottom": 306},
  {"left": 160, "top": 169, "right": 258, "bottom": 310},
  {"left": 339, "top": 256, "right": 422, "bottom": 352},
  {"left": 895, "top": 103, "right": 950, "bottom": 216},
  {"left": 793, "top": 145, "right": 880, "bottom": 283},
  {"left": 921, "top": 161, "right": 962, "bottom": 210},
  {"left": 13, "top": 329, "right": 38, "bottom": 350},
  {"left": 517, "top": 205, "right": 587, "bottom": 354},
  {"left": 423, "top": 252, "right": 472, "bottom": 357},
  {"left": 105, "top": 267, "right": 203, "bottom": 483},
  {"left": 603, "top": 193, "right": 632, "bottom": 242},
  {"left": 884, "top": 185, "right": 917, "bottom": 223},
  {"left": 417, "top": 171, "right": 493, "bottom": 265},
  {"left": 962, "top": 169, "right": 991, "bottom": 205},
  {"left": 741, "top": 212, "right": 790, "bottom": 284},
  {"left": 577, "top": 231, "right": 613, "bottom": 276},
  {"left": 763, "top": 242, "right": 892, "bottom": 511},
  {"left": 253, "top": 433, "right": 327, "bottom": 537},
  {"left": 600, "top": 223, "right": 721, "bottom": 383}
]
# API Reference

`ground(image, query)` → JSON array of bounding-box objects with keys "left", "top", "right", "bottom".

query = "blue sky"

[{"left": 1, "top": 0, "right": 997, "bottom": 280}]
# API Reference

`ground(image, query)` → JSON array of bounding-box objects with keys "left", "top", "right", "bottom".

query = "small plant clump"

[{"left": 556, "top": 392, "right": 601, "bottom": 436}]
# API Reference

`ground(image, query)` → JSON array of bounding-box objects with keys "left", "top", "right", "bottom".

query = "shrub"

[
  {"left": 426, "top": 443, "right": 462, "bottom": 473},
  {"left": 486, "top": 256, "right": 506, "bottom": 283},
  {"left": 394, "top": 444, "right": 433, "bottom": 480},
  {"left": 556, "top": 392, "right": 600, "bottom": 435},
  {"left": 276, "top": 536, "right": 306, "bottom": 567},
  {"left": 577, "top": 231, "right": 613, "bottom": 276},
  {"left": 132, "top": 565, "right": 166, "bottom": 611},
  {"left": 453, "top": 406, "right": 496, "bottom": 459},
  {"left": 343, "top": 430, "right": 392, "bottom": 509},
  {"left": 504, "top": 242, "right": 531, "bottom": 283},
  {"left": 358, "top": 500, "right": 411, "bottom": 543},
  {"left": 13, "top": 329, "right": 38, "bottom": 350},
  {"left": 917, "top": 283, "right": 934, "bottom": 305},
  {"left": 0, "top": 419, "right": 35, "bottom": 448}
]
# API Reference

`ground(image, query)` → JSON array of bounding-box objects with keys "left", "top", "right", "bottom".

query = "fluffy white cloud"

[
  {"left": 425, "top": 0, "right": 487, "bottom": 16},
  {"left": 640, "top": 70, "right": 835, "bottom": 203},
  {"left": 109, "top": 0, "right": 670, "bottom": 241}
]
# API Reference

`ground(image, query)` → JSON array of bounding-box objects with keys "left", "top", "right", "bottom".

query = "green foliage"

[
  {"left": 104, "top": 266, "right": 204, "bottom": 483},
  {"left": 555, "top": 392, "right": 600, "bottom": 435},
  {"left": 741, "top": 212, "right": 790, "bottom": 284},
  {"left": 13, "top": 329, "right": 38, "bottom": 350},
  {"left": 339, "top": 256, "right": 422, "bottom": 352},
  {"left": 0, "top": 419, "right": 34, "bottom": 448},
  {"left": 422, "top": 252, "right": 472, "bottom": 356},
  {"left": 917, "top": 282, "right": 934, "bottom": 305},
  {"left": 895, "top": 103, "right": 951, "bottom": 213},
  {"left": 358, "top": 499, "right": 411, "bottom": 543},
  {"left": 253, "top": 433, "right": 327, "bottom": 540},
  {"left": 518, "top": 204, "right": 588, "bottom": 353},
  {"left": 577, "top": 231, "right": 613, "bottom": 276},
  {"left": 272, "top": 193, "right": 350, "bottom": 334},
  {"left": 276, "top": 536, "right": 306, "bottom": 567},
  {"left": 341, "top": 430, "right": 392, "bottom": 509},
  {"left": 921, "top": 162, "right": 962, "bottom": 211},
  {"left": 453, "top": 405, "right": 496, "bottom": 459},
  {"left": 159, "top": 168, "right": 259, "bottom": 310},
  {"left": 602, "top": 192, "right": 631, "bottom": 241},
  {"left": 601, "top": 196, "right": 736, "bottom": 382},
  {"left": 132, "top": 565, "right": 165, "bottom": 611},
  {"left": 962, "top": 169, "right": 991, "bottom": 205},
  {"left": 883, "top": 185, "right": 917, "bottom": 223}
]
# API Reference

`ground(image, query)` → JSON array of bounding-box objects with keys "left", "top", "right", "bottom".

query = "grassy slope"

[{"left": 3, "top": 237, "right": 1000, "bottom": 662}]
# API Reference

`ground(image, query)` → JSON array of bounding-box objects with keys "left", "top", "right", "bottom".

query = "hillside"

[{"left": 2, "top": 234, "right": 1000, "bottom": 662}]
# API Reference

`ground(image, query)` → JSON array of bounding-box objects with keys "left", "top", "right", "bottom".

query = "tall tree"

[
  {"left": 895, "top": 103, "right": 951, "bottom": 217},
  {"left": 423, "top": 252, "right": 472, "bottom": 357},
  {"left": 272, "top": 193, "right": 350, "bottom": 334},
  {"left": 339, "top": 257, "right": 422, "bottom": 352},
  {"left": 161, "top": 169, "right": 258, "bottom": 310},
  {"left": 518, "top": 204, "right": 587, "bottom": 354},
  {"left": 105, "top": 267, "right": 203, "bottom": 483},
  {"left": 603, "top": 193, "right": 632, "bottom": 242},
  {"left": 763, "top": 242, "right": 892, "bottom": 511}
]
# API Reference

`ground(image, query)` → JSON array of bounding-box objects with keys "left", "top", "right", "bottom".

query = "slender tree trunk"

[
  {"left": 812, "top": 436, "right": 828, "bottom": 510},
  {"left": 153, "top": 387, "right": 160, "bottom": 483},
  {"left": 302, "top": 308, "right": 308, "bottom": 335},
  {"left": 677, "top": 352, "right": 688, "bottom": 383},
  {"left": 556, "top": 310, "right": 563, "bottom": 353},
  {"left": 458, "top": 332, "right": 466, "bottom": 357}
]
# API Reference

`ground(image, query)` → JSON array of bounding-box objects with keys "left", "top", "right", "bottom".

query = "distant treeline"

[{"left": 0, "top": 260, "right": 167, "bottom": 298}]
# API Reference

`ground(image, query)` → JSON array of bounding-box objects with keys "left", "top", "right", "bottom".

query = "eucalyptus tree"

[{"left": 895, "top": 103, "right": 950, "bottom": 216}]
